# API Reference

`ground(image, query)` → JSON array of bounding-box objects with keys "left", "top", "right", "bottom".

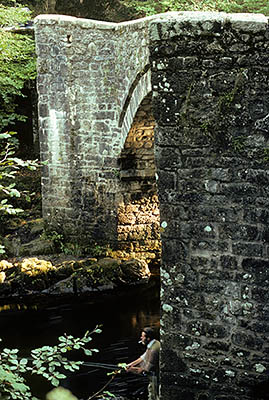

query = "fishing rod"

[
  {"left": 81, "top": 361, "right": 126, "bottom": 371},
  {"left": 18, "top": 357, "right": 126, "bottom": 372}
]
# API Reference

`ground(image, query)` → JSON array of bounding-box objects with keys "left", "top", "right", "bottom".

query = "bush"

[{"left": 121, "top": 0, "right": 269, "bottom": 16}]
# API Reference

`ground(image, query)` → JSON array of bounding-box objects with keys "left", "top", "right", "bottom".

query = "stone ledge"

[
  {"left": 34, "top": 12, "right": 169, "bottom": 31},
  {"left": 149, "top": 11, "right": 269, "bottom": 41}
]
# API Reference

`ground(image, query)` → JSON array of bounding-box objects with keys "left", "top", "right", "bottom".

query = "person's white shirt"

[{"left": 140, "top": 339, "right": 156, "bottom": 361}]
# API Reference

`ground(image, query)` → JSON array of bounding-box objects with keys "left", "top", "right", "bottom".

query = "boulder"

[
  {"left": 19, "top": 237, "right": 55, "bottom": 256},
  {"left": 3, "top": 235, "right": 55, "bottom": 257},
  {"left": 121, "top": 258, "right": 150, "bottom": 283},
  {"left": 0, "top": 256, "right": 151, "bottom": 299}
]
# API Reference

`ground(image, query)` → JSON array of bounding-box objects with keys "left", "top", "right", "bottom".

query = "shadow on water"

[{"left": 0, "top": 276, "right": 160, "bottom": 399}]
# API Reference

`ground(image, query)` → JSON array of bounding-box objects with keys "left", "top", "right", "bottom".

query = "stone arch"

[
  {"left": 116, "top": 92, "right": 160, "bottom": 270},
  {"left": 119, "top": 67, "right": 152, "bottom": 150}
]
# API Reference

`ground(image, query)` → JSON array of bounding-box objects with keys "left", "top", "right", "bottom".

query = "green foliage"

[
  {"left": 41, "top": 230, "right": 112, "bottom": 257},
  {"left": 86, "top": 244, "right": 112, "bottom": 258},
  {"left": 41, "top": 230, "right": 65, "bottom": 249},
  {"left": 0, "top": 2, "right": 36, "bottom": 132},
  {"left": 0, "top": 326, "right": 101, "bottom": 400},
  {"left": 107, "top": 363, "right": 128, "bottom": 376},
  {"left": 61, "top": 242, "right": 83, "bottom": 257},
  {"left": 41, "top": 231, "right": 84, "bottom": 256},
  {"left": 0, "top": 1, "right": 30, "bottom": 26},
  {"left": 0, "top": 132, "right": 38, "bottom": 219},
  {"left": 121, "top": 0, "right": 269, "bottom": 16}
]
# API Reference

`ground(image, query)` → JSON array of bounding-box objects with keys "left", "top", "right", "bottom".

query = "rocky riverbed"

[{"left": 0, "top": 255, "right": 151, "bottom": 300}]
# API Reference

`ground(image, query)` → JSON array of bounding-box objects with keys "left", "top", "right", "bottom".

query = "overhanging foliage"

[
  {"left": 121, "top": 0, "right": 269, "bottom": 16},
  {"left": 0, "top": 2, "right": 36, "bottom": 132}
]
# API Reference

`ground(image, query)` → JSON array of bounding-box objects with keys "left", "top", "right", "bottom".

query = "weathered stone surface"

[
  {"left": 118, "top": 94, "right": 161, "bottom": 266},
  {"left": 0, "top": 257, "right": 150, "bottom": 298},
  {"left": 18, "top": 237, "right": 55, "bottom": 256},
  {"left": 150, "top": 11, "right": 269, "bottom": 400},
  {"left": 34, "top": 10, "right": 269, "bottom": 400},
  {"left": 34, "top": 13, "right": 154, "bottom": 250},
  {"left": 43, "top": 257, "right": 150, "bottom": 294},
  {"left": 34, "top": 15, "right": 161, "bottom": 265}
]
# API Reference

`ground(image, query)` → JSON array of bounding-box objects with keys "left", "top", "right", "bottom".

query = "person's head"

[{"left": 140, "top": 327, "right": 156, "bottom": 345}]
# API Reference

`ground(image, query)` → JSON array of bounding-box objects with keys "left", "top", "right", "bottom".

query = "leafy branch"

[
  {"left": 0, "top": 132, "right": 39, "bottom": 218},
  {"left": 0, "top": 326, "right": 102, "bottom": 400}
]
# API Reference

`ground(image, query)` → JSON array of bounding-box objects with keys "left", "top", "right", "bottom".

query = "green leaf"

[
  {"left": 51, "top": 377, "right": 59, "bottom": 386},
  {"left": 55, "top": 373, "right": 66, "bottom": 379},
  {"left": 9, "top": 188, "right": 20, "bottom": 197},
  {"left": 60, "top": 348, "right": 67, "bottom": 353},
  {"left": 0, "top": 133, "right": 10, "bottom": 139}
]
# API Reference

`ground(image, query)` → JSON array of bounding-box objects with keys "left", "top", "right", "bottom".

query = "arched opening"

[{"left": 116, "top": 92, "right": 161, "bottom": 273}]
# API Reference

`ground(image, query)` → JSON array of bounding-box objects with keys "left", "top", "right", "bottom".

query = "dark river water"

[{"left": 0, "top": 276, "right": 160, "bottom": 399}]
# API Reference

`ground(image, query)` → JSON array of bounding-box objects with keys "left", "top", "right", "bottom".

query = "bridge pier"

[{"left": 150, "top": 12, "right": 269, "bottom": 400}]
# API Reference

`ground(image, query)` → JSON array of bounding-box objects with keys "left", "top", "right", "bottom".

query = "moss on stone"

[{"left": 0, "top": 256, "right": 150, "bottom": 298}]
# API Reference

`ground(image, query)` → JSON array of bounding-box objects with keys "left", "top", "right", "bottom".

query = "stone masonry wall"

[
  {"left": 34, "top": 14, "right": 154, "bottom": 246},
  {"left": 150, "top": 12, "right": 269, "bottom": 400},
  {"left": 35, "top": 11, "right": 269, "bottom": 400},
  {"left": 117, "top": 93, "right": 161, "bottom": 269}
]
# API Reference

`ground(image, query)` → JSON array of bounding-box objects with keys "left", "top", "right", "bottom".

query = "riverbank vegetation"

[{"left": 0, "top": 3, "right": 39, "bottom": 255}]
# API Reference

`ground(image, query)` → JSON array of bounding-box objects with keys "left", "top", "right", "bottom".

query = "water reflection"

[
  {"left": 0, "top": 276, "right": 160, "bottom": 399},
  {"left": 0, "top": 303, "right": 38, "bottom": 312}
]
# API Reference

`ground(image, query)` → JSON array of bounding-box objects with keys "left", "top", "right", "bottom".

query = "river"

[{"left": 0, "top": 275, "right": 160, "bottom": 399}]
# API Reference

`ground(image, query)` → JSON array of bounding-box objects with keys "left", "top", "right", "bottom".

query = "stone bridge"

[
  {"left": 35, "top": 12, "right": 160, "bottom": 264},
  {"left": 35, "top": 12, "right": 269, "bottom": 400}
]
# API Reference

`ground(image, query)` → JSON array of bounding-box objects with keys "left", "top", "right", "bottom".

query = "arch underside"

[{"left": 119, "top": 68, "right": 152, "bottom": 152}]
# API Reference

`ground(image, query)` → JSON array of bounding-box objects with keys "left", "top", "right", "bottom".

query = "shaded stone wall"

[
  {"left": 150, "top": 12, "right": 269, "bottom": 400},
  {"left": 117, "top": 93, "right": 161, "bottom": 268}
]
